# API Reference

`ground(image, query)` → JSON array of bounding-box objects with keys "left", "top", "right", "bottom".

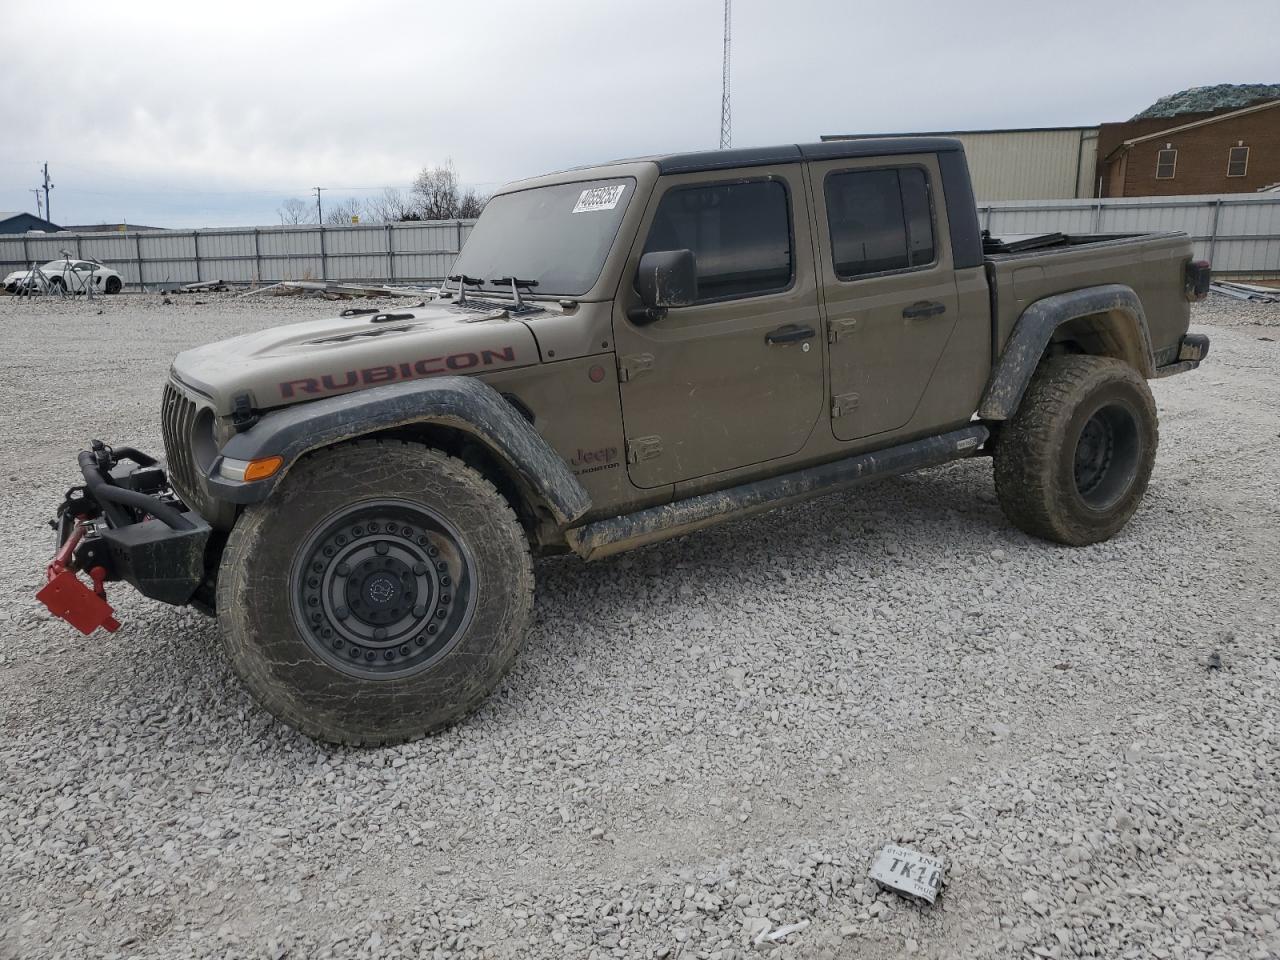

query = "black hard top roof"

[{"left": 651, "top": 137, "right": 964, "bottom": 175}]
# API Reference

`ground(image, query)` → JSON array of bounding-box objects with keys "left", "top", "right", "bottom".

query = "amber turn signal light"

[{"left": 242, "top": 456, "right": 284, "bottom": 482}]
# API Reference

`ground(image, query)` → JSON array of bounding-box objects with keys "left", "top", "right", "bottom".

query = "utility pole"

[
  {"left": 313, "top": 186, "right": 325, "bottom": 224},
  {"left": 31, "top": 189, "right": 43, "bottom": 218},
  {"left": 719, "top": 0, "right": 732, "bottom": 149},
  {"left": 41, "top": 162, "right": 54, "bottom": 222}
]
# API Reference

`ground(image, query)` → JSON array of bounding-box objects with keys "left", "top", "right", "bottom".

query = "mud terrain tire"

[
  {"left": 217, "top": 439, "right": 533, "bottom": 745},
  {"left": 994, "top": 355, "right": 1157, "bottom": 546}
]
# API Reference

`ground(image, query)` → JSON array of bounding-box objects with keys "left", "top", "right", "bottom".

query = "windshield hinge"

[
  {"left": 626, "top": 436, "right": 663, "bottom": 464},
  {"left": 828, "top": 317, "right": 859, "bottom": 343},
  {"left": 231, "top": 393, "right": 259, "bottom": 432},
  {"left": 617, "top": 353, "right": 654, "bottom": 382},
  {"left": 831, "top": 392, "right": 860, "bottom": 418}
]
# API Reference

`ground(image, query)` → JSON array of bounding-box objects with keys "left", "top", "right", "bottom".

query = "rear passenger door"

[{"left": 809, "top": 155, "right": 959, "bottom": 442}]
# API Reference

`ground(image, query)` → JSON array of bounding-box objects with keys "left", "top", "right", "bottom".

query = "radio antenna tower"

[{"left": 719, "top": 0, "right": 732, "bottom": 149}]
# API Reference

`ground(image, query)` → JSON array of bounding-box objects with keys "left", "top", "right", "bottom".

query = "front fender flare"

[
  {"left": 979, "top": 284, "right": 1155, "bottom": 420},
  {"left": 204, "top": 376, "right": 591, "bottom": 526}
]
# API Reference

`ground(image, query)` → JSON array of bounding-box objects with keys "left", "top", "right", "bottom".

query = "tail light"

[{"left": 1185, "top": 259, "right": 1211, "bottom": 302}]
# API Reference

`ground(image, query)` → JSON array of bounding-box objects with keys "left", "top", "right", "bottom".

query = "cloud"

[{"left": 2, "top": 0, "right": 1277, "bottom": 226}]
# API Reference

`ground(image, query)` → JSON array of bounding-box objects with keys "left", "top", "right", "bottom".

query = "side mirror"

[{"left": 631, "top": 249, "right": 697, "bottom": 324}]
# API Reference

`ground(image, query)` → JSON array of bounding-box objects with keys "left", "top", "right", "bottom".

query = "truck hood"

[{"left": 170, "top": 301, "right": 542, "bottom": 416}]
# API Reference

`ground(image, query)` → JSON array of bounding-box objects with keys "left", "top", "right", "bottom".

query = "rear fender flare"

[
  {"left": 979, "top": 284, "right": 1155, "bottom": 420},
  {"left": 205, "top": 376, "right": 591, "bottom": 527}
]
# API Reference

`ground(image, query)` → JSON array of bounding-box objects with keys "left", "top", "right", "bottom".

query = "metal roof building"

[
  {"left": 820, "top": 127, "right": 1099, "bottom": 201},
  {"left": 0, "top": 212, "right": 61, "bottom": 234}
]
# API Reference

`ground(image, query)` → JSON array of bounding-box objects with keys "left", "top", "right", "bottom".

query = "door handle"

[
  {"left": 902, "top": 300, "right": 947, "bottom": 320},
  {"left": 765, "top": 324, "right": 816, "bottom": 345}
]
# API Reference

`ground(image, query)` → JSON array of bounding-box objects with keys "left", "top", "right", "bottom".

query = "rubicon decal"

[{"left": 279, "top": 347, "right": 518, "bottom": 399}]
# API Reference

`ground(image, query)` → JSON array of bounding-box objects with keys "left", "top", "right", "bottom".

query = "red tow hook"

[{"left": 35, "top": 521, "right": 120, "bottom": 635}]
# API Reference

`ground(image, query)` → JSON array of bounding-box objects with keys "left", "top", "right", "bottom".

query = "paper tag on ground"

[
  {"left": 869, "top": 845, "right": 946, "bottom": 904},
  {"left": 572, "top": 184, "right": 626, "bottom": 213}
]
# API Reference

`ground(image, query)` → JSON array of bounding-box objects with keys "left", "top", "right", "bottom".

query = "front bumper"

[{"left": 37, "top": 443, "right": 212, "bottom": 635}]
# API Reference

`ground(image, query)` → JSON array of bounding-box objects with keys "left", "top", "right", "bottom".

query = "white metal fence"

[
  {"left": 0, "top": 220, "right": 476, "bottom": 290},
  {"left": 3, "top": 193, "right": 1278, "bottom": 289},
  {"left": 977, "top": 193, "right": 1280, "bottom": 276}
]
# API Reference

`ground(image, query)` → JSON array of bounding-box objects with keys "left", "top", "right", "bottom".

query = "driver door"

[{"left": 612, "top": 166, "right": 824, "bottom": 489}]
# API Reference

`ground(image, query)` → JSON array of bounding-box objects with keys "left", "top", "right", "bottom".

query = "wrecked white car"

[{"left": 4, "top": 259, "right": 124, "bottom": 295}]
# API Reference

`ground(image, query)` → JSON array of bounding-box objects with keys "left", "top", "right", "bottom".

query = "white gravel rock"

[{"left": 0, "top": 292, "right": 1277, "bottom": 959}]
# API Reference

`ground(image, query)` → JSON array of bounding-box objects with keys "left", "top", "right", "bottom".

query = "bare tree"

[
  {"left": 325, "top": 197, "right": 364, "bottom": 225},
  {"left": 409, "top": 160, "right": 490, "bottom": 220},
  {"left": 365, "top": 187, "right": 419, "bottom": 224},
  {"left": 457, "top": 187, "right": 488, "bottom": 219},
  {"left": 412, "top": 160, "right": 462, "bottom": 221},
  {"left": 277, "top": 197, "right": 315, "bottom": 225}
]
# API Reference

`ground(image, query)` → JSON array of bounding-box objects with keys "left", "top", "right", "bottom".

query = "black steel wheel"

[
  {"left": 218, "top": 440, "right": 534, "bottom": 745},
  {"left": 1071, "top": 403, "right": 1141, "bottom": 511},
  {"left": 994, "top": 354, "right": 1157, "bottom": 546},
  {"left": 290, "top": 499, "right": 477, "bottom": 680}
]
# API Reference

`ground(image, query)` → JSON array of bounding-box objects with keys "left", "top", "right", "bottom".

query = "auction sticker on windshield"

[{"left": 572, "top": 184, "right": 627, "bottom": 214}]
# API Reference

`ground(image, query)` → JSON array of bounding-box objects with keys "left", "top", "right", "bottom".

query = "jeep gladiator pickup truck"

[{"left": 38, "top": 138, "right": 1211, "bottom": 744}]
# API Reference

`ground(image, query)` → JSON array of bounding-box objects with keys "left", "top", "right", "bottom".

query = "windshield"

[
  {"left": 40, "top": 260, "right": 71, "bottom": 272},
  {"left": 450, "top": 178, "right": 636, "bottom": 297}
]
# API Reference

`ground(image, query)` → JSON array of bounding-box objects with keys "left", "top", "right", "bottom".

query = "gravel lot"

[{"left": 1, "top": 291, "right": 1277, "bottom": 960}]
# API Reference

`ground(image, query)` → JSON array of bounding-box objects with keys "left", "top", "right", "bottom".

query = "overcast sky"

[{"left": 3, "top": 0, "right": 1277, "bottom": 228}]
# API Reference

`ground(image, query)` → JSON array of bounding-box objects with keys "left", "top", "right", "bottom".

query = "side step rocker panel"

[{"left": 566, "top": 425, "right": 989, "bottom": 560}]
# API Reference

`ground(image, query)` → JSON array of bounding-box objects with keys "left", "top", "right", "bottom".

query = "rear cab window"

[
  {"left": 641, "top": 179, "right": 793, "bottom": 303},
  {"left": 824, "top": 167, "right": 937, "bottom": 280}
]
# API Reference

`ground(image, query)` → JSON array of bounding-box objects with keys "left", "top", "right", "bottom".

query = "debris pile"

[
  {"left": 1131, "top": 83, "right": 1280, "bottom": 120},
  {"left": 237, "top": 280, "right": 441, "bottom": 301},
  {"left": 1209, "top": 280, "right": 1280, "bottom": 303}
]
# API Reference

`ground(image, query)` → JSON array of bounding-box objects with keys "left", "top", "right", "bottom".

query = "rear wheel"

[
  {"left": 993, "top": 355, "right": 1157, "bottom": 545},
  {"left": 217, "top": 440, "right": 534, "bottom": 744},
  {"left": 104, "top": 276, "right": 122, "bottom": 294}
]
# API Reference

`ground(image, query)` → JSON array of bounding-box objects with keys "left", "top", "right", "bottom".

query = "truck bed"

[{"left": 984, "top": 231, "right": 1194, "bottom": 364}]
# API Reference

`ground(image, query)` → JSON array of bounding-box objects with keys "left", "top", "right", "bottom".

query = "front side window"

[
  {"left": 642, "top": 179, "right": 792, "bottom": 303},
  {"left": 1156, "top": 148, "right": 1177, "bottom": 180},
  {"left": 824, "top": 167, "right": 936, "bottom": 280},
  {"left": 1227, "top": 145, "right": 1249, "bottom": 177}
]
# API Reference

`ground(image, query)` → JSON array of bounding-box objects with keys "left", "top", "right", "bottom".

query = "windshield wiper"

[
  {"left": 445, "top": 274, "right": 483, "bottom": 304},
  {"left": 490, "top": 276, "right": 539, "bottom": 310}
]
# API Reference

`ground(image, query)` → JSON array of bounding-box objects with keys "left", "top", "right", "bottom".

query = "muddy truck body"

[{"left": 40, "top": 138, "right": 1211, "bottom": 743}]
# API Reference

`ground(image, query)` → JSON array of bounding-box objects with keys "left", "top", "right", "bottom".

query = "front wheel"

[
  {"left": 217, "top": 440, "right": 534, "bottom": 745},
  {"left": 993, "top": 354, "right": 1158, "bottom": 546}
]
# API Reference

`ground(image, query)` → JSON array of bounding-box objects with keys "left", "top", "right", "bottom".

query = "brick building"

[{"left": 1099, "top": 94, "right": 1280, "bottom": 197}]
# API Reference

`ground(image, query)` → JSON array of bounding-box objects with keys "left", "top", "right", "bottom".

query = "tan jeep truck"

[{"left": 38, "top": 138, "right": 1211, "bottom": 744}]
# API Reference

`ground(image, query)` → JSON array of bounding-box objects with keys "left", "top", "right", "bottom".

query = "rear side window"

[
  {"left": 642, "top": 179, "right": 792, "bottom": 302},
  {"left": 824, "top": 167, "right": 936, "bottom": 280}
]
